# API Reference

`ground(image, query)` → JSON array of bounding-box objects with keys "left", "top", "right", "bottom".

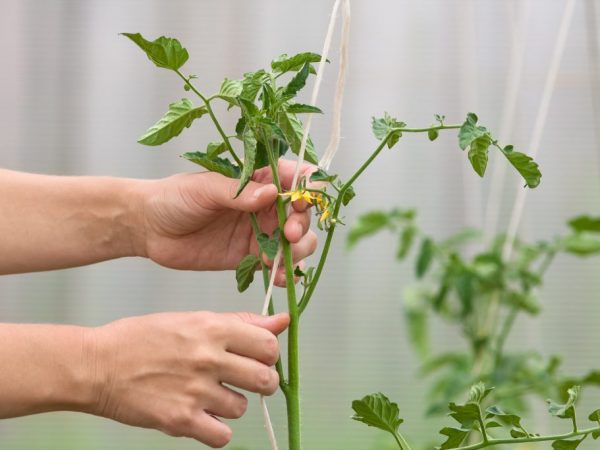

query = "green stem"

[
  {"left": 391, "top": 124, "right": 461, "bottom": 133},
  {"left": 394, "top": 431, "right": 413, "bottom": 450},
  {"left": 174, "top": 70, "right": 244, "bottom": 167},
  {"left": 248, "top": 213, "right": 287, "bottom": 393},
  {"left": 456, "top": 426, "right": 598, "bottom": 450},
  {"left": 493, "top": 304, "right": 518, "bottom": 367}
]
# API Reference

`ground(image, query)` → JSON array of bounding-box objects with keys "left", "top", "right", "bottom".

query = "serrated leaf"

[
  {"left": 206, "top": 141, "right": 228, "bottom": 158},
  {"left": 217, "top": 78, "right": 243, "bottom": 104},
  {"left": 278, "top": 112, "right": 319, "bottom": 164},
  {"left": 309, "top": 168, "right": 337, "bottom": 183},
  {"left": 235, "top": 254, "right": 260, "bottom": 292},
  {"left": 468, "top": 382, "right": 493, "bottom": 404},
  {"left": 271, "top": 52, "right": 322, "bottom": 73},
  {"left": 552, "top": 438, "right": 585, "bottom": 450},
  {"left": 283, "top": 62, "right": 310, "bottom": 98},
  {"left": 438, "top": 427, "right": 469, "bottom": 449},
  {"left": 241, "top": 70, "right": 269, "bottom": 102},
  {"left": 500, "top": 148, "right": 542, "bottom": 188},
  {"left": 467, "top": 134, "right": 492, "bottom": 177},
  {"left": 122, "top": 33, "right": 189, "bottom": 71},
  {"left": 428, "top": 129, "right": 439, "bottom": 141},
  {"left": 568, "top": 216, "right": 600, "bottom": 233},
  {"left": 397, "top": 225, "right": 416, "bottom": 260},
  {"left": 458, "top": 113, "right": 487, "bottom": 150},
  {"left": 416, "top": 238, "right": 434, "bottom": 278},
  {"left": 236, "top": 127, "right": 258, "bottom": 197},
  {"left": 548, "top": 386, "right": 579, "bottom": 419},
  {"left": 448, "top": 402, "right": 481, "bottom": 429},
  {"left": 485, "top": 405, "right": 523, "bottom": 428},
  {"left": 351, "top": 393, "right": 404, "bottom": 436},
  {"left": 562, "top": 234, "right": 600, "bottom": 256},
  {"left": 138, "top": 99, "right": 207, "bottom": 146},
  {"left": 182, "top": 152, "right": 240, "bottom": 179},
  {"left": 372, "top": 113, "right": 406, "bottom": 148},
  {"left": 287, "top": 103, "right": 323, "bottom": 114},
  {"left": 257, "top": 229, "right": 280, "bottom": 260},
  {"left": 347, "top": 211, "right": 390, "bottom": 247}
]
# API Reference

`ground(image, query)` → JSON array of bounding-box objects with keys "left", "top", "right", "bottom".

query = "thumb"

[
  {"left": 231, "top": 312, "right": 290, "bottom": 336},
  {"left": 205, "top": 174, "right": 278, "bottom": 213}
]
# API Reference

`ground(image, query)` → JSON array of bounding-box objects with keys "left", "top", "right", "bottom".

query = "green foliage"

[
  {"left": 372, "top": 112, "right": 406, "bottom": 148},
  {"left": 257, "top": 229, "right": 280, "bottom": 260},
  {"left": 138, "top": 99, "right": 207, "bottom": 146},
  {"left": 235, "top": 254, "right": 260, "bottom": 292},
  {"left": 352, "top": 394, "right": 410, "bottom": 449},
  {"left": 182, "top": 152, "right": 240, "bottom": 178},
  {"left": 122, "top": 33, "right": 189, "bottom": 71},
  {"left": 271, "top": 52, "right": 323, "bottom": 74}
]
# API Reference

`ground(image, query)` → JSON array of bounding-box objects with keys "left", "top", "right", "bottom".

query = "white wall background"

[{"left": 0, "top": 0, "right": 599, "bottom": 449}]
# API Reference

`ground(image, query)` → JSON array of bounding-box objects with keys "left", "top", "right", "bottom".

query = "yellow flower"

[
  {"left": 319, "top": 208, "right": 331, "bottom": 223},
  {"left": 280, "top": 189, "right": 313, "bottom": 204}
]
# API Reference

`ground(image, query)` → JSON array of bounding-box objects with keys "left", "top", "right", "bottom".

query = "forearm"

[
  {"left": 0, "top": 169, "right": 143, "bottom": 274},
  {"left": 0, "top": 323, "right": 99, "bottom": 418}
]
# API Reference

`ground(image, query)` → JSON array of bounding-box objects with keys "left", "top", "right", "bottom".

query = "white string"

[
  {"left": 502, "top": 0, "right": 576, "bottom": 261},
  {"left": 258, "top": 1, "right": 350, "bottom": 448}
]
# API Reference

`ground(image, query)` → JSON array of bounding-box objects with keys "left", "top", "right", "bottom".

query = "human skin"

[{"left": 0, "top": 160, "right": 317, "bottom": 447}]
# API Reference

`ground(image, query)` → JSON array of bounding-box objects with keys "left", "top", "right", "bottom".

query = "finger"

[
  {"left": 276, "top": 159, "right": 318, "bottom": 191},
  {"left": 205, "top": 385, "right": 248, "bottom": 420},
  {"left": 202, "top": 172, "right": 278, "bottom": 213},
  {"left": 290, "top": 230, "right": 318, "bottom": 263},
  {"left": 226, "top": 312, "right": 290, "bottom": 336},
  {"left": 219, "top": 353, "right": 279, "bottom": 395},
  {"left": 273, "top": 260, "right": 303, "bottom": 287},
  {"left": 284, "top": 210, "right": 311, "bottom": 243},
  {"left": 188, "top": 413, "right": 233, "bottom": 448}
]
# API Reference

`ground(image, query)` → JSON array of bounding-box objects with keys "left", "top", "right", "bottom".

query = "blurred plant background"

[{"left": 1, "top": 0, "right": 599, "bottom": 449}]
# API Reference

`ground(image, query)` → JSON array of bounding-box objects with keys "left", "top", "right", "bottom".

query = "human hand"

[
  {"left": 132, "top": 160, "right": 318, "bottom": 285},
  {"left": 90, "top": 311, "right": 289, "bottom": 447}
]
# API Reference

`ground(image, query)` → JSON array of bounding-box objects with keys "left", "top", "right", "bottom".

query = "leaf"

[
  {"left": 428, "top": 129, "right": 439, "bottom": 141},
  {"left": 468, "top": 382, "right": 493, "bottom": 404},
  {"left": 347, "top": 211, "right": 390, "bottom": 247},
  {"left": 283, "top": 62, "right": 310, "bottom": 97},
  {"left": 552, "top": 438, "right": 585, "bottom": 450},
  {"left": 372, "top": 113, "right": 406, "bottom": 148},
  {"left": 341, "top": 186, "right": 356, "bottom": 206},
  {"left": 122, "top": 32, "right": 189, "bottom": 71},
  {"left": 310, "top": 169, "right": 338, "bottom": 183},
  {"left": 138, "top": 99, "right": 207, "bottom": 146},
  {"left": 448, "top": 402, "right": 481, "bottom": 428},
  {"left": 257, "top": 229, "right": 280, "bottom": 260},
  {"left": 217, "top": 78, "right": 243, "bottom": 103},
  {"left": 510, "top": 428, "right": 528, "bottom": 438},
  {"left": 236, "top": 127, "right": 258, "bottom": 197},
  {"left": 397, "top": 225, "right": 416, "bottom": 260},
  {"left": 500, "top": 148, "right": 542, "bottom": 188},
  {"left": 547, "top": 386, "right": 579, "bottom": 419},
  {"left": 568, "top": 216, "right": 600, "bottom": 233},
  {"left": 485, "top": 405, "right": 523, "bottom": 428},
  {"left": 271, "top": 52, "right": 323, "bottom": 73},
  {"left": 416, "top": 238, "right": 434, "bottom": 278},
  {"left": 241, "top": 70, "right": 269, "bottom": 102},
  {"left": 351, "top": 393, "right": 404, "bottom": 436},
  {"left": 589, "top": 409, "right": 600, "bottom": 422},
  {"left": 278, "top": 112, "right": 319, "bottom": 164},
  {"left": 287, "top": 103, "right": 323, "bottom": 114},
  {"left": 458, "top": 113, "right": 487, "bottom": 150},
  {"left": 235, "top": 254, "right": 260, "bottom": 292},
  {"left": 562, "top": 234, "right": 600, "bottom": 256},
  {"left": 467, "top": 134, "right": 492, "bottom": 177},
  {"left": 206, "top": 141, "right": 228, "bottom": 158},
  {"left": 438, "top": 427, "right": 469, "bottom": 449},
  {"left": 181, "top": 152, "right": 240, "bottom": 179}
]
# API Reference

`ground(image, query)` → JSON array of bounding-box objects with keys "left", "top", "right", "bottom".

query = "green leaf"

[
  {"left": 236, "top": 127, "right": 258, "bottom": 197},
  {"left": 341, "top": 186, "right": 356, "bottom": 206},
  {"left": 428, "top": 129, "right": 439, "bottom": 141},
  {"left": 347, "top": 211, "right": 390, "bottom": 247},
  {"left": 351, "top": 393, "right": 404, "bottom": 436},
  {"left": 500, "top": 148, "right": 542, "bottom": 188},
  {"left": 122, "top": 33, "right": 189, "bottom": 71},
  {"left": 416, "top": 238, "right": 434, "bottom": 278},
  {"left": 138, "top": 99, "right": 207, "bottom": 146},
  {"left": 372, "top": 113, "right": 406, "bottom": 148},
  {"left": 217, "top": 78, "right": 243, "bottom": 103},
  {"left": 448, "top": 402, "right": 481, "bottom": 428},
  {"left": 438, "top": 427, "right": 469, "bottom": 449},
  {"left": 568, "top": 216, "right": 600, "bottom": 233},
  {"left": 235, "top": 254, "right": 260, "bottom": 292},
  {"left": 271, "top": 52, "right": 322, "bottom": 73},
  {"left": 287, "top": 103, "right": 323, "bottom": 114},
  {"left": 257, "top": 229, "right": 280, "bottom": 260},
  {"left": 181, "top": 152, "right": 240, "bottom": 179},
  {"left": 458, "top": 113, "right": 487, "bottom": 150},
  {"left": 206, "top": 141, "right": 228, "bottom": 158},
  {"left": 562, "top": 234, "right": 600, "bottom": 256},
  {"left": 510, "top": 428, "right": 528, "bottom": 438},
  {"left": 552, "top": 438, "right": 585, "bottom": 450},
  {"left": 397, "top": 225, "right": 416, "bottom": 260},
  {"left": 485, "top": 405, "right": 523, "bottom": 428},
  {"left": 467, "top": 134, "right": 492, "bottom": 177},
  {"left": 468, "top": 382, "right": 493, "bottom": 404},
  {"left": 589, "top": 409, "right": 600, "bottom": 422},
  {"left": 310, "top": 169, "right": 338, "bottom": 183},
  {"left": 283, "top": 62, "right": 310, "bottom": 97},
  {"left": 241, "top": 70, "right": 269, "bottom": 102},
  {"left": 547, "top": 386, "right": 579, "bottom": 419},
  {"left": 278, "top": 112, "right": 319, "bottom": 164}
]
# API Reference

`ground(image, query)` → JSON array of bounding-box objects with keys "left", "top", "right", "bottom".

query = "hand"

[
  {"left": 90, "top": 311, "right": 289, "bottom": 447},
  {"left": 133, "top": 160, "right": 318, "bottom": 285}
]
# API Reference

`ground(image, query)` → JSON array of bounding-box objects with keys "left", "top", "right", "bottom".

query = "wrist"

[{"left": 120, "top": 178, "right": 150, "bottom": 258}]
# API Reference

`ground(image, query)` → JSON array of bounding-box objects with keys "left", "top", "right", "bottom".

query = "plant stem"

[
  {"left": 391, "top": 124, "right": 461, "bottom": 133},
  {"left": 394, "top": 431, "right": 413, "bottom": 450},
  {"left": 456, "top": 426, "right": 598, "bottom": 450},
  {"left": 174, "top": 70, "right": 244, "bottom": 167}
]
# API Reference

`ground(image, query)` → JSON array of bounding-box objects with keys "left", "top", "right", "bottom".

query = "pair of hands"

[{"left": 92, "top": 161, "right": 316, "bottom": 446}]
